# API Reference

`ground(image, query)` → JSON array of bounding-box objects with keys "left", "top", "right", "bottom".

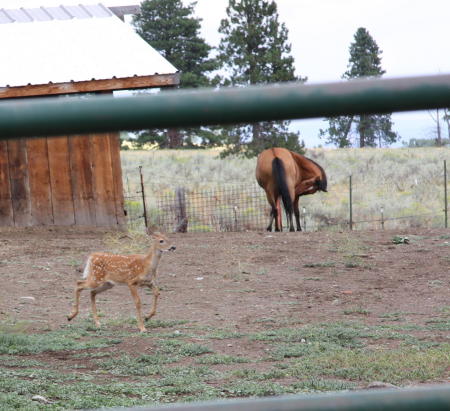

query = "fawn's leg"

[
  {"left": 68, "top": 280, "right": 87, "bottom": 322},
  {"left": 90, "top": 282, "right": 114, "bottom": 327},
  {"left": 128, "top": 283, "right": 146, "bottom": 332},
  {"left": 145, "top": 284, "right": 160, "bottom": 320}
]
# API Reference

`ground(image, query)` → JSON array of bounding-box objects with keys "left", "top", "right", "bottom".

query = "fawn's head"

[{"left": 146, "top": 228, "right": 176, "bottom": 253}]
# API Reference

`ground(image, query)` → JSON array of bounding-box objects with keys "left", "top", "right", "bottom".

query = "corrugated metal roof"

[
  {"left": 0, "top": 3, "right": 178, "bottom": 88},
  {"left": 0, "top": 4, "right": 112, "bottom": 23}
]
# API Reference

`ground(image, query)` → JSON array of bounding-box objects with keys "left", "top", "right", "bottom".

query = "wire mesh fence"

[
  {"left": 125, "top": 184, "right": 269, "bottom": 232},
  {"left": 123, "top": 161, "right": 449, "bottom": 233}
]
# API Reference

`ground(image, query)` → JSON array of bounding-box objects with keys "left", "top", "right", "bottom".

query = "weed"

[
  {"left": 223, "top": 380, "right": 287, "bottom": 397},
  {"left": 289, "top": 378, "right": 357, "bottom": 392},
  {"left": 97, "top": 354, "right": 165, "bottom": 376},
  {"left": 196, "top": 354, "right": 249, "bottom": 365},
  {"left": 206, "top": 330, "right": 245, "bottom": 339},
  {"left": 157, "top": 340, "right": 213, "bottom": 357},
  {"left": 343, "top": 307, "right": 371, "bottom": 316},
  {"left": 303, "top": 261, "right": 336, "bottom": 268},
  {"left": 379, "top": 312, "right": 406, "bottom": 320}
]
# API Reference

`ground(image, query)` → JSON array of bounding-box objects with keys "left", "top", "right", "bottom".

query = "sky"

[
  {"left": 3, "top": 0, "right": 450, "bottom": 147},
  {"left": 191, "top": 0, "right": 450, "bottom": 147}
]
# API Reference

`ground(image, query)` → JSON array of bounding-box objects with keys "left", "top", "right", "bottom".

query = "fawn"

[{"left": 67, "top": 229, "right": 176, "bottom": 332}]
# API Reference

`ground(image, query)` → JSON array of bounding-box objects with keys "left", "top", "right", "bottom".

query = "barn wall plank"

[
  {"left": 0, "top": 141, "right": 13, "bottom": 226},
  {"left": 27, "top": 138, "right": 53, "bottom": 225},
  {"left": 108, "top": 132, "right": 126, "bottom": 227},
  {"left": 47, "top": 136, "right": 75, "bottom": 225},
  {"left": 7, "top": 140, "right": 30, "bottom": 226},
  {"left": 69, "top": 135, "right": 96, "bottom": 226},
  {"left": 91, "top": 133, "right": 116, "bottom": 226}
]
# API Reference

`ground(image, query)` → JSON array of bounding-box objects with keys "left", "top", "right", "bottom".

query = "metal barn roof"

[{"left": 0, "top": 3, "right": 178, "bottom": 92}]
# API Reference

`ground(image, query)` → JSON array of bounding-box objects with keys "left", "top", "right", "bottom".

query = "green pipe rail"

[
  {"left": 106, "top": 385, "right": 450, "bottom": 411},
  {"left": 2, "top": 73, "right": 450, "bottom": 139}
]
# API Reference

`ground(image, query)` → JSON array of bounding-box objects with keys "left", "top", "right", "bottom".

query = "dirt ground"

[{"left": 1, "top": 226, "right": 449, "bottom": 334}]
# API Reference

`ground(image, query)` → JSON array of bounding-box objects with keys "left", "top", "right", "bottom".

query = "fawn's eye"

[{"left": 159, "top": 240, "right": 164, "bottom": 244}]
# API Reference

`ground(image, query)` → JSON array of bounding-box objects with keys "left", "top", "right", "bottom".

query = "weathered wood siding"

[
  {"left": 27, "top": 138, "right": 53, "bottom": 225},
  {"left": 0, "top": 141, "right": 13, "bottom": 225},
  {"left": 0, "top": 133, "right": 125, "bottom": 228}
]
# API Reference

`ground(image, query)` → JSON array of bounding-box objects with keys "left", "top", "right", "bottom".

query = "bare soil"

[
  {"left": 0, "top": 228, "right": 450, "bottom": 331},
  {"left": 1, "top": 227, "right": 449, "bottom": 374}
]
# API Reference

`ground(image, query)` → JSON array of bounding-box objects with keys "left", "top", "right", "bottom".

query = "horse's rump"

[{"left": 272, "top": 157, "right": 293, "bottom": 216}]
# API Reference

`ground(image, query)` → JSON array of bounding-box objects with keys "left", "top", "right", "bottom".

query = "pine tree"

[
  {"left": 320, "top": 27, "right": 399, "bottom": 148},
  {"left": 133, "top": 0, "right": 218, "bottom": 148},
  {"left": 217, "top": 0, "right": 306, "bottom": 157}
]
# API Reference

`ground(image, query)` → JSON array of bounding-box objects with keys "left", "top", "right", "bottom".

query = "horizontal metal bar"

[
  {"left": 105, "top": 385, "right": 450, "bottom": 411},
  {"left": 2, "top": 74, "right": 450, "bottom": 139}
]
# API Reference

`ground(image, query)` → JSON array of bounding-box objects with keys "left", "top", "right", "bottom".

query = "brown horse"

[{"left": 255, "top": 147, "right": 327, "bottom": 232}]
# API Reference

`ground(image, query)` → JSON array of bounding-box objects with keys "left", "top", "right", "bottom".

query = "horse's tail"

[{"left": 272, "top": 157, "right": 293, "bottom": 216}]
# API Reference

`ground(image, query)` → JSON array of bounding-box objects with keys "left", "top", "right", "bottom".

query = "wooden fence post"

[
  {"left": 175, "top": 187, "right": 188, "bottom": 233},
  {"left": 139, "top": 166, "right": 148, "bottom": 228}
]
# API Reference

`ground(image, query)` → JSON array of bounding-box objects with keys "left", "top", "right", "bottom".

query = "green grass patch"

[
  {"left": 287, "top": 344, "right": 450, "bottom": 384},
  {"left": 196, "top": 354, "right": 250, "bottom": 365},
  {"left": 157, "top": 339, "right": 214, "bottom": 358},
  {"left": 1, "top": 318, "right": 449, "bottom": 409},
  {"left": 0, "top": 327, "right": 121, "bottom": 355}
]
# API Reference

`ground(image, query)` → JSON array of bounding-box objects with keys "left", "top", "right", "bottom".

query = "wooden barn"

[{"left": 0, "top": 2, "right": 179, "bottom": 228}]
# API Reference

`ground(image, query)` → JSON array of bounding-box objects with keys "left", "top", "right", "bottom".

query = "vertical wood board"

[
  {"left": 47, "top": 136, "right": 75, "bottom": 225},
  {"left": 26, "top": 138, "right": 53, "bottom": 225},
  {"left": 0, "top": 141, "right": 13, "bottom": 226},
  {"left": 108, "top": 133, "right": 126, "bottom": 227},
  {"left": 91, "top": 134, "right": 117, "bottom": 226},
  {"left": 69, "top": 135, "right": 96, "bottom": 226},
  {"left": 7, "top": 140, "right": 30, "bottom": 226}
]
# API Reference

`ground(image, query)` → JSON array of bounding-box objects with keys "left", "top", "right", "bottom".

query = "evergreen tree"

[
  {"left": 320, "top": 27, "right": 399, "bottom": 148},
  {"left": 132, "top": 0, "right": 218, "bottom": 148},
  {"left": 217, "top": 0, "right": 306, "bottom": 158}
]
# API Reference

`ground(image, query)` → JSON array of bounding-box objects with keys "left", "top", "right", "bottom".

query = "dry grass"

[{"left": 121, "top": 147, "right": 449, "bottom": 231}]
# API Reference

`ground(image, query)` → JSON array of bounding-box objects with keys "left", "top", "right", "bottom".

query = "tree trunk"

[
  {"left": 359, "top": 115, "right": 366, "bottom": 148},
  {"left": 436, "top": 109, "right": 443, "bottom": 146},
  {"left": 168, "top": 128, "right": 183, "bottom": 148},
  {"left": 252, "top": 123, "right": 261, "bottom": 142},
  {"left": 445, "top": 109, "right": 450, "bottom": 141}
]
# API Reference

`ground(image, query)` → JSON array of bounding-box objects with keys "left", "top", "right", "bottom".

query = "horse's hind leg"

[
  {"left": 264, "top": 192, "right": 278, "bottom": 232},
  {"left": 275, "top": 198, "right": 283, "bottom": 232},
  {"left": 294, "top": 196, "right": 302, "bottom": 231},
  {"left": 267, "top": 207, "right": 276, "bottom": 231},
  {"left": 287, "top": 212, "right": 295, "bottom": 232}
]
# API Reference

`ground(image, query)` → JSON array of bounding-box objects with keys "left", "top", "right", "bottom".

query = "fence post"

[
  {"left": 445, "top": 160, "right": 448, "bottom": 229},
  {"left": 349, "top": 175, "right": 353, "bottom": 230},
  {"left": 139, "top": 166, "right": 148, "bottom": 228},
  {"left": 175, "top": 187, "right": 188, "bottom": 233}
]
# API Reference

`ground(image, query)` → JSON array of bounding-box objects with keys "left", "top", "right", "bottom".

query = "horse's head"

[{"left": 316, "top": 175, "right": 328, "bottom": 192}]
